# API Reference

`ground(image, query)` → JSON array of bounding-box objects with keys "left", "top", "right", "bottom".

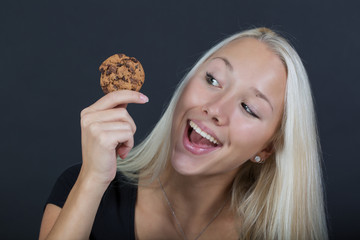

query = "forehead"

[
  {"left": 208, "top": 38, "right": 286, "bottom": 85},
  {"left": 212, "top": 38, "right": 284, "bottom": 72}
]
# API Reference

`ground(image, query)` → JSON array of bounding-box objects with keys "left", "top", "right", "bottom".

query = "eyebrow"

[
  {"left": 250, "top": 87, "right": 274, "bottom": 112},
  {"left": 213, "top": 57, "right": 233, "bottom": 71}
]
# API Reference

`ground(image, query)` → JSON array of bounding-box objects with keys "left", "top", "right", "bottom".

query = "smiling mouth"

[
  {"left": 188, "top": 120, "right": 220, "bottom": 146},
  {"left": 183, "top": 120, "right": 222, "bottom": 155}
]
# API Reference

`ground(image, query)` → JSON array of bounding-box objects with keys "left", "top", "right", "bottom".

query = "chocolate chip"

[
  {"left": 106, "top": 65, "right": 117, "bottom": 75},
  {"left": 102, "top": 86, "right": 109, "bottom": 94},
  {"left": 117, "top": 54, "right": 125, "bottom": 58},
  {"left": 130, "top": 57, "right": 138, "bottom": 63},
  {"left": 130, "top": 78, "right": 140, "bottom": 85}
]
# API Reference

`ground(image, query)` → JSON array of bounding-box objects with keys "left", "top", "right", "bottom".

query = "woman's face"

[{"left": 171, "top": 38, "right": 287, "bottom": 176}]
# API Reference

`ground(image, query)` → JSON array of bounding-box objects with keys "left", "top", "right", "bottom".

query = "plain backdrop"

[{"left": 1, "top": 0, "right": 359, "bottom": 239}]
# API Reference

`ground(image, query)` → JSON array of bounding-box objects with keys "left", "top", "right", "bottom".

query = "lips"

[
  {"left": 189, "top": 120, "right": 219, "bottom": 145},
  {"left": 183, "top": 120, "right": 222, "bottom": 155}
]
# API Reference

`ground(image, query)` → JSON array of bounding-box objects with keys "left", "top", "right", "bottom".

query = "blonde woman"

[{"left": 39, "top": 27, "right": 328, "bottom": 240}]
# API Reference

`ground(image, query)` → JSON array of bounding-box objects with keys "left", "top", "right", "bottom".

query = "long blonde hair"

[{"left": 117, "top": 27, "right": 328, "bottom": 240}]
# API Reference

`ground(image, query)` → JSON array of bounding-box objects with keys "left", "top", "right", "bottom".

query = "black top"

[{"left": 46, "top": 164, "right": 137, "bottom": 240}]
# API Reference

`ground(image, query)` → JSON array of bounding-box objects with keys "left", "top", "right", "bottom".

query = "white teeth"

[{"left": 189, "top": 120, "right": 219, "bottom": 145}]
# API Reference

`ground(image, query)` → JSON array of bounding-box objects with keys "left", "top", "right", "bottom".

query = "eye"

[
  {"left": 205, "top": 72, "right": 220, "bottom": 87},
  {"left": 241, "top": 103, "right": 259, "bottom": 118}
]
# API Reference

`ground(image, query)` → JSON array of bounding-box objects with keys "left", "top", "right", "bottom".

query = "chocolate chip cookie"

[{"left": 99, "top": 53, "right": 145, "bottom": 94}]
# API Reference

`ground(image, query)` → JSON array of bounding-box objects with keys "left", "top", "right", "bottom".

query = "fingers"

[
  {"left": 88, "top": 121, "right": 135, "bottom": 138},
  {"left": 85, "top": 119, "right": 135, "bottom": 157},
  {"left": 82, "top": 90, "right": 149, "bottom": 116},
  {"left": 79, "top": 90, "right": 145, "bottom": 173},
  {"left": 87, "top": 122, "right": 134, "bottom": 156},
  {"left": 81, "top": 108, "right": 137, "bottom": 133},
  {"left": 98, "top": 129, "right": 134, "bottom": 159},
  {"left": 98, "top": 129, "right": 134, "bottom": 151}
]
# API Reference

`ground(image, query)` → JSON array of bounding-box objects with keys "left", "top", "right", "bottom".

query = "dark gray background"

[{"left": 1, "top": 0, "right": 359, "bottom": 239}]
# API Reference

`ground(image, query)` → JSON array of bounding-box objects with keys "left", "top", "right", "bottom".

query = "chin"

[{"left": 170, "top": 153, "right": 207, "bottom": 176}]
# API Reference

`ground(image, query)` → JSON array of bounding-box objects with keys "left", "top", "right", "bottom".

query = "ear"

[{"left": 251, "top": 143, "right": 275, "bottom": 163}]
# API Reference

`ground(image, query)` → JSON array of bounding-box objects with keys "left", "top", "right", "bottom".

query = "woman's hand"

[
  {"left": 39, "top": 91, "right": 148, "bottom": 240},
  {"left": 79, "top": 90, "right": 149, "bottom": 186}
]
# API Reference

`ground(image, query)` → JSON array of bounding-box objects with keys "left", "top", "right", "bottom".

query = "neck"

[
  {"left": 159, "top": 165, "right": 236, "bottom": 223},
  {"left": 136, "top": 165, "right": 239, "bottom": 240}
]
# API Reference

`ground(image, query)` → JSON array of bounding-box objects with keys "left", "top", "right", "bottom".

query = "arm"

[
  {"left": 39, "top": 91, "right": 149, "bottom": 240},
  {"left": 39, "top": 176, "right": 107, "bottom": 240}
]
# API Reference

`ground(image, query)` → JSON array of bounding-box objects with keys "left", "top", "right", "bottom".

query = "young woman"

[{"left": 39, "top": 28, "right": 328, "bottom": 240}]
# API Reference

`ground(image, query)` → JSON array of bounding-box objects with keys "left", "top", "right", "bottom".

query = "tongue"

[{"left": 189, "top": 129, "right": 216, "bottom": 147}]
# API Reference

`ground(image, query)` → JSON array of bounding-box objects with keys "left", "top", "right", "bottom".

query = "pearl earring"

[{"left": 254, "top": 156, "right": 261, "bottom": 163}]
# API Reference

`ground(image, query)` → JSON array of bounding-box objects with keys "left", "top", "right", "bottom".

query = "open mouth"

[
  {"left": 188, "top": 120, "right": 220, "bottom": 146},
  {"left": 183, "top": 120, "right": 222, "bottom": 155}
]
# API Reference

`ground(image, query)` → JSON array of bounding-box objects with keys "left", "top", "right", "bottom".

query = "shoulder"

[
  {"left": 55, "top": 163, "right": 83, "bottom": 193},
  {"left": 45, "top": 163, "right": 82, "bottom": 208},
  {"left": 56, "top": 163, "right": 133, "bottom": 188},
  {"left": 46, "top": 163, "right": 137, "bottom": 208},
  {"left": 58, "top": 163, "right": 82, "bottom": 183},
  {"left": 91, "top": 171, "right": 137, "bottom": 239},
  {"left": 45, "top": 164, "right": 137, "bottom": 238}
]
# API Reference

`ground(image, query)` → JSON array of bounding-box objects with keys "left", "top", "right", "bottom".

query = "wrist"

[{"left": 77, "top": 170, "right": 111, "bottom": 195}]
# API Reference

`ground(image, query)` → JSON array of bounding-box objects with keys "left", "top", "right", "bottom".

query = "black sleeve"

[
  {"left": 46, "top": 163, "right": 82, "bottom": 208},
  {"left": 44, "top": 163, "right": 137, "bottom": 239}
]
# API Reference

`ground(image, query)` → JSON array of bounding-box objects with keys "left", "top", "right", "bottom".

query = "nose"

[{"left": 202, "top": 96, "right": 232, "bottom": 126}]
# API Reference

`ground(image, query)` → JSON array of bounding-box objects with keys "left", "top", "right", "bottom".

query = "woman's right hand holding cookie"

[
  {"left": 39, "top": 90, "right": 148, "bottom": 240},
  {"left": 79, "top": 90, "right": 149, "bottom": 187}
]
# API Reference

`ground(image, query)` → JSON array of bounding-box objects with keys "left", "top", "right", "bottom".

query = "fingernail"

[{"left": 139, "top": 93, "right": 149, "bottom": 103}]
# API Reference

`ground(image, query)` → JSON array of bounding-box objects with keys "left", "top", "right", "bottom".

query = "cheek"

[
  {"left": 230, "top": 121, "right": 273, "bottom": 153},
  {"left": 171, "top": 90, "right": 196, "bottom": 135},
  {"left": 173, "top": 80, "right": 207, "bottom": 117},
  {"left": 171, "top": 105, "right": 183, "bottom": 138},
  {"left": 181, "top": 81, "right": 207, "bottom": 105}
]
